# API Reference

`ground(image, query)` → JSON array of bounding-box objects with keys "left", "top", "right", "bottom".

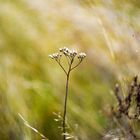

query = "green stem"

[
  {"left": 62, "top": 59, "right": 73, "bottom": 140},
  {"left": 71, "top": 60, "right": 82, "bottom": 71},
  {"left": 63, "top": 73, "right": 70, "bottom": 140}
]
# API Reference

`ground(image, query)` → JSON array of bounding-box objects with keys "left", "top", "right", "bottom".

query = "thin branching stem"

[
  {"left": 56, "top": 60, "right": 67, "bottom": 75},
  {"left": 71, "top": 60, "right": 82, "bottom": 71},
  {"left": 65, "top": 55, "right": 70, "bottom": 65}
]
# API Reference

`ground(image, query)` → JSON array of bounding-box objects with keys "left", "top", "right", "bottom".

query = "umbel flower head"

[
  {"left": 78, "top": 52, "right": 86, "bottom": 60},
  {"left": 49, "top": 53, "right": 62, "bottom": 60},
  {"left": 59, "top": 47, "right": 77, "bottom": 57},
  {"left": 49, "top": 47, "right": 86, "bottom": 74}
]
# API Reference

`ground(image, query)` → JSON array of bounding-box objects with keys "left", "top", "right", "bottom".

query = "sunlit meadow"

[{"left": 0, "top": 0, "right": 140, "bottom": 139}]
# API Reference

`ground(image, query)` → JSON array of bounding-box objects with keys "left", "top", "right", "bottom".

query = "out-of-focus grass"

[{"left": 0, "top": 0, "right": 140, "bottom": 139}]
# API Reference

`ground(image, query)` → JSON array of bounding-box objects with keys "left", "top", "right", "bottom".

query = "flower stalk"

[{"left": 49, "top": 47, "right": 86, "bottom": 140}]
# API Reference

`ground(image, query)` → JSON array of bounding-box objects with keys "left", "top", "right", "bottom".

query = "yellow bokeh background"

[{"left": 0, "top": 0, "right": 140, "bottom": 139}]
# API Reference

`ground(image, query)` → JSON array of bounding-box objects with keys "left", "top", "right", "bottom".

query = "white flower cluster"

[
  {"left": 59, "top": 47, "right": 77, "bottom": 58},
  {"left": 49, "top": 47, "right": 86, "bottom": 60},
  {"left": 49, "top": 53, "right": 62, "bottom": 59},
  {"left": 77, "top": 52, "right": 86, "bottom": 60}
]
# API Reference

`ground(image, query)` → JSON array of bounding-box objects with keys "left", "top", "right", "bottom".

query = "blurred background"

[{"left": 0, "top": 0, "right": 140, "bottom": 139}]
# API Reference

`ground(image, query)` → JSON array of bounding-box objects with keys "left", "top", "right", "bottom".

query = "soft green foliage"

[{"left": 0, "top": 0, "right": 140, "bottom": 140}]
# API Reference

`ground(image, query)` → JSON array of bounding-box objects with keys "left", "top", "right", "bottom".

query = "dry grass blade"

[{"left": 18, "top": 113, "right": 49, "bottom": 140}]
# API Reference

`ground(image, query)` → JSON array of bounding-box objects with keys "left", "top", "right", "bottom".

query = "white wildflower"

[
  {"left": 49, "top": 53, "right": 62, "bottom": 59},
  {"left": 69, "top": 50, "right": 77, "bottom": 57},
  {"left": 77, "top": 52, "right": 86, "bottom": 59}
]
